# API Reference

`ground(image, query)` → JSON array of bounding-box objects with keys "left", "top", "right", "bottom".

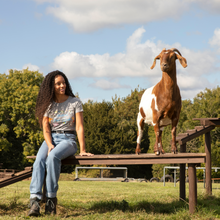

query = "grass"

[{"left": 1, "top": 174, "right": 220, "bottom": 219}]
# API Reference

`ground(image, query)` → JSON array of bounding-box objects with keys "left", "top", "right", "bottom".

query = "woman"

[{"left": 28, "top": 70, "right": 93, "bottom": 216}]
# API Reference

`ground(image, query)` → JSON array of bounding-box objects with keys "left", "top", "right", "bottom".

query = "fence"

[{"left": 74, "top": 166, "right": 128, "bottom": 181}]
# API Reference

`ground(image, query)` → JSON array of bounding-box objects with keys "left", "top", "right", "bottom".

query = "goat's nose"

[{"left": 162, "top": 63, "right": 167, "bottom": 67}]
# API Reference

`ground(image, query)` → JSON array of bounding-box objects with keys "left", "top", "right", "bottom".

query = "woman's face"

[{"left": 54, "top": 75, "right": 66, "bottom": 96}]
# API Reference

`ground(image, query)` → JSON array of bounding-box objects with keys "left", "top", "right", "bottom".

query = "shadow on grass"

[
  {"left": 89, "top": 199, "right": 186, "bottom": 214},
  {"left": 0, "top": 198, "right": 27, "bottom": 215},
  {"left": 1, "top": 195, "right": 220, "bottom": 217},
  {"left": 88, "top": 195, "right": 220, "bottom": 215}
]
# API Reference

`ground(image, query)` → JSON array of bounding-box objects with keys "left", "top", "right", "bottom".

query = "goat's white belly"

[
  {"left": 139, "top": 86, "right": 157, "bottom": 125},
  {"left": 139, "top": 86, "right": 172, "bottom": 127}
]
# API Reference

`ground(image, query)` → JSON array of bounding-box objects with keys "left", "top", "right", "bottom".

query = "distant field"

[{"left": 1, "top": 175, "right": 220, "bottom": 219}]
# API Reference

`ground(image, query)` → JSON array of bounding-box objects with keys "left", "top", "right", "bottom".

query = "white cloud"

[
  {"left": 52, "top": 27, "right": 160, "bottom": 79},
  {"left": 51, "top": 27, "right": 220, "bottom": 99},
  {"left": 34, "top": 0, "right": 189, "bottom": 32},
  {"left": 34, "top": 0, "right": 220, "bottom": 33},
  {"left": 22, "top": 63, "right": 40, "bottom": 72},
  {"left": 52, "top": 27, "right": 218, "bottom": 78},
  {"left": 177, "top": 75, "right": 213, "bottom": 90},
  {"left": 196, "top": 0, "right": 220, "bottom": 14},
  {"left": 209, "top": 28, "right": 220, "bottom": 52},
  {"left": 90, "top": 79, "right": 130, "bottom": 90}
]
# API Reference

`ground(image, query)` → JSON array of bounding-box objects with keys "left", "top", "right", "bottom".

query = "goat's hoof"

[
  {"left": 171, "top": 150, "right": 178, "bottom": 154},
  {"left": 154, "top": 151, "right": 160, "bottom": 156},
  {"left": 160, "top": 149, "right": 165, "bottom": 154},
  {"left": 135, "top": 150, "right": 141, "bottom": 155}
]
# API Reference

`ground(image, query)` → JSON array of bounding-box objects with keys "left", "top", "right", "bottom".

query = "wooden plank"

[
  {"left": 27, "top": 153, "right": 206, "bottom": 165},
  {"left": 0, "top": 170, "right": 32, "bottom": 188},
  {"left": 27, "top": 153, "right": 206, "bottom": 160},
  {"left": 186, "top": 129, "right": 197, "bottom": 135},
  {"left": 176, "top": 126, "right": 215, "bottom": 144},
  {"left": 193, "top": 118, "right": 220, "bottom": 127},
  {"left": 60, "top": 154, "right": 206, "bottom": 165},
  {"left": 61, "top": 158, "right": 205, "bottom": 165}
]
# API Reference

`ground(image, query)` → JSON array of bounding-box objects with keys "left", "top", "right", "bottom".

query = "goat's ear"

[
  {"left": 176, "top": 54, "right": 187, "bottom": 68},
  {"left": 151, "top": 55, "right": 160, "bottom": 69}
]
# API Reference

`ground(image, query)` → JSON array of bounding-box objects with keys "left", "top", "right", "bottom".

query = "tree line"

[{"left": 0, "top": 69, "right": 220, "bottom": 179}]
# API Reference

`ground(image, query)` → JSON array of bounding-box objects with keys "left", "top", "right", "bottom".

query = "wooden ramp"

[{"left": 0, "top": 167, "right": 32, "bottom": 189}]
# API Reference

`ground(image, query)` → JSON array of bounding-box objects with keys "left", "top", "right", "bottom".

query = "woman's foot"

[
  {"left": 28, "top": 197, "right": 41, "bottom": 216},
  {"left": 45, "top": 197, "right": 57, "bottom": 215}
]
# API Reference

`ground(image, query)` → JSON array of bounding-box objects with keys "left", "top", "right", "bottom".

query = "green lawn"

[{"left": 1, "top": 176, "right": 220, "bottom": 219}]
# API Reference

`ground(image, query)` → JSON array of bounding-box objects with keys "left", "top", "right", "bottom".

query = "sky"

[{"left": 0, "top": 0, "right": 220, "bottom": 103}]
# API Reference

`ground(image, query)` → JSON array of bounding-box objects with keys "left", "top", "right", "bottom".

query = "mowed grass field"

[{"left": 1, "top": 174, "right": 220, "bottom": 219}]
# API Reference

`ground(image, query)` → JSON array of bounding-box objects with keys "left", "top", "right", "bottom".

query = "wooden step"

[
  {"left": 186, "top": 129, "right": 197, "bottom": 134},
  {"left": 195, "top": 126, "right": 205, "bottom": 131}
]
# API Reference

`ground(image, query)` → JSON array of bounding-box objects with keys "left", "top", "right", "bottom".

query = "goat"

[{"left": 135, "top": 48, "right": 187, "bottom": 155}]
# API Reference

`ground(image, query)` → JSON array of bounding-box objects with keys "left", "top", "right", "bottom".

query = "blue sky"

[{"left": 0, "top": 0, "right": 220, "bottom": 103}]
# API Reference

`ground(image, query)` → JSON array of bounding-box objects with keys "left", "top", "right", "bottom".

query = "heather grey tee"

[{"left": 44, "top": 96, "right": 83, "bottom": 132}]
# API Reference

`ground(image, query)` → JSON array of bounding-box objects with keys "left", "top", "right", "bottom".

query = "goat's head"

[{"left": 150, "top": 48, "right": 187, "bottom": 71}]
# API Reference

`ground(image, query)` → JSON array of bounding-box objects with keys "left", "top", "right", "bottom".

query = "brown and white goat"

[{"left": 135, "top": 48, "right": 187, "bottom": 155}]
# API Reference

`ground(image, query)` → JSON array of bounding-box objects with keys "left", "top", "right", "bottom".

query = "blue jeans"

[{"left": 30, "top": 133, "right": 77, "bottom": 199}]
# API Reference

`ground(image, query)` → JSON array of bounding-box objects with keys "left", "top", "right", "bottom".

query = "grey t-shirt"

[{"left": 44, "top": 96, "right": 83, "bottom": 131}]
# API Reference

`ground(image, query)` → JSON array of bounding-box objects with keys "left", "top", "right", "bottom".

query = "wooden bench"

[{"left": 27, "top": 152, "right": 206, "bottom": 214}]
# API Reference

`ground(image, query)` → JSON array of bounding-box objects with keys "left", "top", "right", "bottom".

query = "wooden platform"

[
  {"left": 27, "top": 153, "right": 206, "bottom": 165},
  {"left": 26, "top": 153, "right": 206, "bottom": 214}
]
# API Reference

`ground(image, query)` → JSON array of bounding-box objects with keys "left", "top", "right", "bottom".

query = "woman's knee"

[
  {"left": 46, "top": 151, "right": 61, "bottom": 164},
  {"left": 33, "top": 157, "right": 46, "bottom": 169}
]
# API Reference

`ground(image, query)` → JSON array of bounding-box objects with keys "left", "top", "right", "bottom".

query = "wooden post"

[
  {"left": 188, "top": 163, "right": 197, "bottom": 214},
  {"left": 180, "top": 143, "right": 186, "bottom": 201},
  {"left": 205, "top": 131, "right": 212, "bottom": 195}
]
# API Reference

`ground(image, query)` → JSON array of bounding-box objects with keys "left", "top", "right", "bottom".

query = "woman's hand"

[
  {"left": 47, "top": 144, "right": 55, "bottom": 155},
  {"left": 79, "top": 151, "right": 94, "bottom": 156}
]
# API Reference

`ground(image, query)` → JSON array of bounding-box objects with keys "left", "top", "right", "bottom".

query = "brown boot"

[
  {"left": 45, "top": 197, "right": 57, "bottom": 215},
  {"left": 28, "top": 197, "right": 41, "bottom": 216}
]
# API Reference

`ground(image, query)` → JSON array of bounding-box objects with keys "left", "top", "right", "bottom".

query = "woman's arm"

[
  {"left": 75, "top": 112, "right": 93, "bottom": 156},
  {"left": 42, "top": 116, "right": 54, "bottom": 155}
]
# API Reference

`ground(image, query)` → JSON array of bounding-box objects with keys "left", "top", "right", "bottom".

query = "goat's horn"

[{"left": 170, "top": 48, "right": 182, "bottom": 56}]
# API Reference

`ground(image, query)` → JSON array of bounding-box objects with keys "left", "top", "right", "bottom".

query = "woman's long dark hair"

[{"left": 35, "top": 70, "right": 75, "bottom": 127}]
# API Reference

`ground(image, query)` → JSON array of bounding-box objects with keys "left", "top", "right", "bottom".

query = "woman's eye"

[{"left": 55, "top": 82, "right": 65, "bottom": 86}]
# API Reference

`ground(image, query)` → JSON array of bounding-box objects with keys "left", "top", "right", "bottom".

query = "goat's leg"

[
  {"left": 136, "top": 114, "right": 144, "bottom": 154},
  {"left": 171, "top": 120, "right": 178, "bottom": 154},
  {"left": 158, "top": 128, "right": 165, "bottom": 154},
  {"left": 153, "top": 124, "right": 160, "bottom": 155}
]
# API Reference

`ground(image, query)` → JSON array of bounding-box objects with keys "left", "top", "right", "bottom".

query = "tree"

[
  {"left": 0, "top": 69, "right": 44, "bottom": 169},
  {"left": 82, "top": 100, "right": 117, "bottom": 154}
]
